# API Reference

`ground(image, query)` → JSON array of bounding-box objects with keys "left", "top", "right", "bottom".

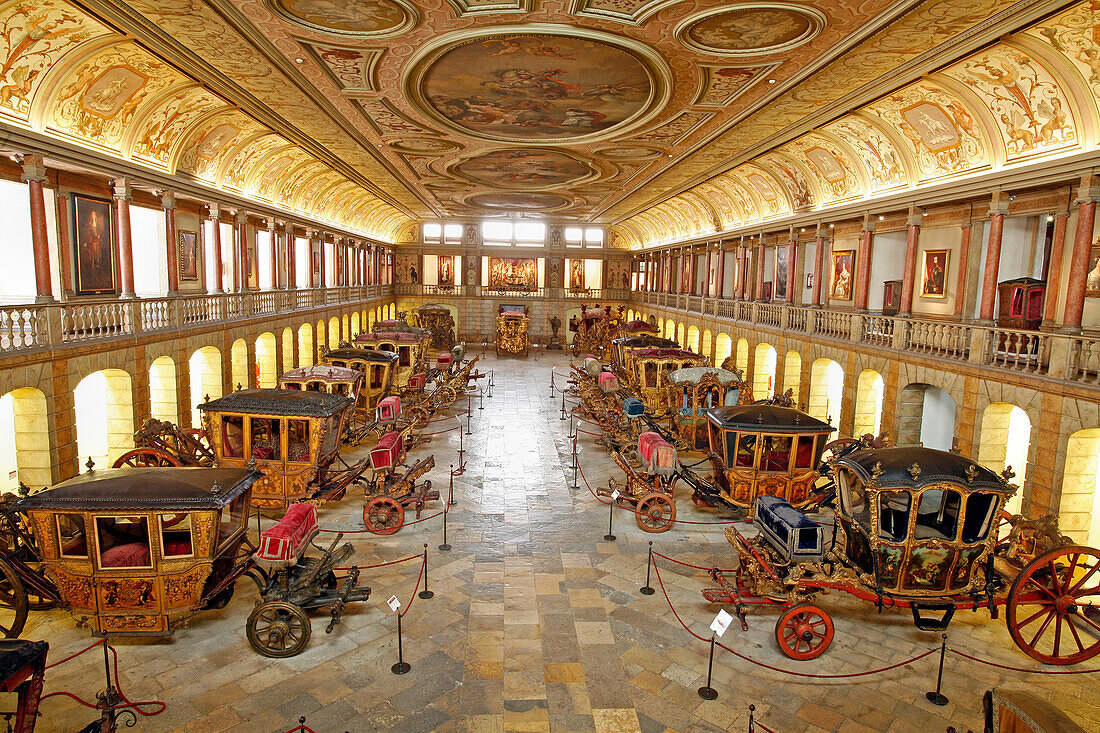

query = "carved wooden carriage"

[
  {"left": 199, "top": 390, "right": 366, "bottom": 510},
  {"left": 703, "top": 405, "right": 834, "bottom": 517},
  {"left": 667, "top": 367, "right": 744, "bottom": 450},
  {"left": 570, "top": 305, "right": 623, "bottom": 358},
  {"left": 608, "top": 334, "right": 678, "bottom": 374},
  {"left": 413, "top": 303, "right": 457, "bottom": 351},
  {"left": 18, "top": 467, "right": 255, "bottom": 637},
  {"left": 496, "top": 305, "right": 530, "bottom": 357},
  {"left": 320, "top": 347, "right": 399, "bottom": 413},
  {"left": 626, "top": 347, "right": 708, "bottom": 416},
  {"left": 277, "top": 365, "right": 365, "bottom": 402},
  {"left": 353, "top": 323, "right": 431, "bottom": 389}
]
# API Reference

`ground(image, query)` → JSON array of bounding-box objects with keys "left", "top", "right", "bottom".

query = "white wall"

[
  {"left": 0, "top": 179, "right": 38, "bottom": 304},
  {"left": 867, "top": 230, "right": 905, "bottom": 311},
  {"left": 257, "top": 230, "right": 274, "bottom": 290},
  {"left": 920, "top": 386, "right": 956, "bottom": 450},
  {"left": 131, "top": 205, "right": 166, "bottom": 297}
]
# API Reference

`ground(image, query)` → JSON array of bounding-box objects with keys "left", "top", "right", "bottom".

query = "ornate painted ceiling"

[{"left": 0, "top": 0, "right": 1091, "bottom": 244}]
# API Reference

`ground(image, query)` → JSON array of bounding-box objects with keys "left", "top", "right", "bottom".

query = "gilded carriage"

[
  {"left": 667, "top": 367, "right": 744, "bottom": 450},
  {"left": 354, "top": 322, "right": 431, "bottom": 389},
  {"left": 703, "top": 446, "right": 1100, "bottom": 666},
  {"left": 0, "top": 468, "right": 370, "bottom": 658},
  {"left": 199, "top": 390, "right": 368, "bottom": 510},
  {"left": 413, "top": 303, "right": 457, "bottom": 352},
  {"left": 700, "top": 405, "right": 834, "bottom": 517},
  {"left": 608, "top": 334, "right": 679, "bottom": 373},
  {"left": 496, "top": 305, "right": 530, "bottom": 357},
  {"left": 570, "top": 305, "right": 623, "bottom": 358},
  {"left": 627, "top": 347, "right": 708, "bottom": 416},
  {"left": 320, "top": 347, "right": 399, "bottom": 413},
  {"left": 278, "top": 365, "right": 365, "bottom": 401}
]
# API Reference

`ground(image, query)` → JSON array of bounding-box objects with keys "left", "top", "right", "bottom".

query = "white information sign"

[
  {"left": 387, "top": 595, "right": 401, "bottom": 612},
  {"left": 710, "top": 609, "right": 733, "bottom": 637},
  {"left": 610, "top": 489, "right": 620, "bottom": 501}
]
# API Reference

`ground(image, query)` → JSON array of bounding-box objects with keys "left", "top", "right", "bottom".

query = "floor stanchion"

[
  {"left": 550, "top": 370, "right": 554, "bottom": 398},
  {"left": 560, "top": 388, "right": 566, "bottom": 420},
  {"left": 391, "top": 613, "right": 410, "bottom": 675},
  {"left": 418, "top": 544, "right": 434, "bottom": 600},
  {"left": 448, "top": 466, "right": 457, "bottom": 507},
  {"left": 569, "top": 413, "right": 575, "bottom": 439},
  {"left": 479, "top": 387, "right": 484, "bottom": 411},
  {"left": 698, "top": 634, "right": 718, "bottom": 700},
  {"left": 748, "top": 704, "right": 756, "bottom": 732},
  {"left": 465, "top": 408, "right": 472, "bottom": 436},
  {"left": 925, "top": 634, "right": 949, "bottom": 706},
  {"left": 640, "top": 541, "right": 654, "bottom": 595},
  {"left": 603, "top": 496, "right": 616, "bottom": 542},
  {"left": 458, "top": 425, "right": 465, "bottom": 465},
  {"left": 439, "top": 504, "right": 451, "bottom": 552}
]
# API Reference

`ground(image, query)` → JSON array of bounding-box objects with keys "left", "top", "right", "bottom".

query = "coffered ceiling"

[{"left": 0, "top": 0, "right": 1081, "bottom": 241}]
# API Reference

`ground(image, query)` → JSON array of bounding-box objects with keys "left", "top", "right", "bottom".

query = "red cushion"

[
  {"left": 100, "top": 542, "right": 150, "bottom": 568},
  {"left": 436, "top": 353, "right": 453, "bottom": 365},
  {"left": 164, "top": 539, "right": 193, "bottom": 556},
  {"left": 257, "top": 503, "right": 318, "bottom": 564}
]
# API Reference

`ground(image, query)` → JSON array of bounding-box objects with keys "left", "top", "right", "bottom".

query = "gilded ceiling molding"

[
  {"left": 691, "top": 64, "right": 779, "bottom": 109},
  {"left": 299, "top": 41, "right": 385, "bottom": 94},
  {"left": 443, "top": 0, "right": 535, "bottom": 17},
  {"left": 263, "top": 0, "right": 419, "bottom": 38},
  {"left": 568, "top": 0, "right": 687, "bottom": 27}
]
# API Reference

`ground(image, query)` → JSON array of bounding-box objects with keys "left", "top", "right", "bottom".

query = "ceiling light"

[
  {"left": 800, "top": 228, "right": 805, "bottom": 233},
  {"left": 1047, "top": 214, "right": 1055, "bottom": 222},
  {"left": 829, "top": 223, "right": 834, "bottom": 228},
  {"left": 767, "top": 79, "right": 776, "bottom": 84},
  {"left": 878, "top": 215, "right": 884, "bottom": 221},
  {"left": 295, "top": 57, "right": 305, "bottom": 63}
]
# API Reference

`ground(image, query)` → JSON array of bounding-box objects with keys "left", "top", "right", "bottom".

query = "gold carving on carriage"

[
  {"left": 353, "top": 321, "right": 431, "bottom": 390},
  {"left": 413, "top": 303, "right": 457, "bottom": 352},
  {"left": 496, "top": 305, "right": 530, "bottom": 357},
  {"left": 666, "top": 367, "right": 744, "bottom": 450}
]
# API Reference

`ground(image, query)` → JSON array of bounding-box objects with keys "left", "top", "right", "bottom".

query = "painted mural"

[
  {"left": 270, "top": 0, "right": 408, "bottom": 35},
  {"left": 222, "top": 135, "right": 284, "bottom": 192},
  {"left": 1028, "top": 4, "right": 1100, "bottom": 97},
  {"left": 488, "top": 257, "right": 537, "bottom": 290},
  {"left": 421, "top": 34, "right": 652, "bottom": 141},
  {"left": 453, "top": 149, "right": 592, "bottom": 188},
  {"left": 824, "top": 116, "right": 907, "bottom": 192},
  {"left": 680, "top": 7, "right": 822, "bottom": 54},
  {"left": 467, "top": 192, "right": 568, "bottom": 210},
  {"left": 784, "top": 137, "right": 860, "bottom": 203},
  {"left": 133, "top": 86, "right": 224, "bottom": 167}
]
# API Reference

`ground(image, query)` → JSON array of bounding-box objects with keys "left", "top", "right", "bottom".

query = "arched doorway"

[
  {"left": 676, "top": 323, "right": 685, "bottom": 347},
  {"left": 328, "top": 317, "right": 340, "bottom": 349},
  {"left": 686, "top": 325, "right": 700, "bottom": 353},
  {"left": 1060, "top": 429, "right": 1100, "bottom": 544},
  {"left": 255, "top": 333, "right": 277, "bottom": 388},
  {"left": 702, "top": 329, "right": 713, "bottom": 362},
  {"left": 783, "top": 351, "right": 802, "bottom": 403},
  {"left": 148, "top": 356, "right": 178, "bottom": 424},
  {"left": 316, "top": 319, "right": 326, "bottom": 361},
  {"left": 341, "top": 314, "right": 349, "bottom": 342},
  {"left": 853, "top": 370, "right": 884, "bottom": 439},
  {"left": 351, "top": 312, "right": 361, "bottom": 338},
  {"left": 297, "top": 324, "right": 314, "bottom": 368},
  {"left": 808, "top": 359, "right": 844, "bottom": 430},
  {"left": 664, "top": 319, "right": 675, "bottom": 340},
  {"left": 978, "top": 403, "right": 1032, "bottom": 515},
  {"left": 0, "top": 388, "right": 49, "bottom": 492},
  {"left": 188, "top": 346, "right": 222, "bottom": 425},
  {"left": 74, "top": 370, "right": 134, "bottom": 471},
  {"left": 715, "top": 333, "right": 732, "bottom": 367},
  {"left": 735, "top": 338, "right": 749, "bottom": 376},
  {"left": 281, "top": 328, "right": 294, "bottom": 372},
  {"left": 231, "top": 339, "right": 248, "bottom": 391},
  {"left": 753, "top": 343, "right": 777, "bottom": 399},
  {"left": 896, "top": 383, "right": 956, "bottom": 450}
]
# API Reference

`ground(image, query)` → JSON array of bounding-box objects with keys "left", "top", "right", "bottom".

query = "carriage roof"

[
  {"left": 669, "top": 367, "right": 742, "bottom": 386},
  {"left": 706, "top": 405, "right": 834, "bottom": 434},
  {"left": 199, "top": 389, "right": 353, "bottom": 417},
  {"left": 619, "top": 319, "right": 659, "bottom": 334},
  {"left": 834, "top": 446, "right": 1013, "bottom": 493},
  {"left": 323, "top": 347, "right": 400, "bottom": 364},
  {"left": 19, "top": 467, "right": 257, "bottom": 511},
  {"left": 632, "top": 347, "right": 703, "bottom": 360},
  {"left": 356, "top": 330, "right": 425, "bottom": 344},
  {"left": 415, "top": 303, "right": 451, "bottom": 314},
  {"left": 278, "top": 365, "right": 363, "bottom": 384},
  {"left": 612, "top": 335, "right": 678, "bottom": 350}
]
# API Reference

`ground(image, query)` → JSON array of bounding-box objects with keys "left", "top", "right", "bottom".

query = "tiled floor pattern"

[{"left": 29, "top": 351, "right": 1100, "bottom": 732}]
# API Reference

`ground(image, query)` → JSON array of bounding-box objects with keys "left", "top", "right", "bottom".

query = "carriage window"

[
  {"left": 840, "top": 473, "right": 869, "bottom": 526},
  {"left": 708, "top": 422, "right": 720, "bottom": 454},
  {"left": 760, "top": 435, "right": 792, "bottom": 472},
  {"left": 56, "top": 514, "right": 88, "bottom": 558},
  {"left": 644, "top": 362, "right": 658, "bottom": 388},
  {"left": 222, "top": 416, "right": 244, "bottom": 458},
  {"left": 370, "top": 365, "right": 384, "bottom": 389},
  {"left": 95, "top": 516, "right": 152, "bottom": 568},
  {"left": 330, "top": 360, "right": 346, "bottom": 368},
  {"left": 878, "top": 491, "right": 911, "bottom": 542},
  {"left": 735, "top": 433, "right": 757, "bottom": 468},
  {"left": 283, "top": 382, "right": 302, "bottom": 390},
  {"left": 250, "top": 418, "right": 281, "bottom": 460},
  {"left": 398, "top": 346, "right": 411, "bottom": 367},
  {"left": 794, "top": 436, "right": 816, "bottom": 469},
  {"left": 306, "top": 381, "right": 322, "bottom": 392},
  {"left": 915, "top": 489, "right": 961, "bottom": 541},
  {"left": 219, "top": 494, "right": 248, "bottom": 546},
  {"left": 319, "top": 419, "right": 340, "bottom": 457},
  {"left": 159, "top": 513, "right": 193, "bottom": 557},
  {"left": 961, "top": 492, "right": 998, "bottom": 543},
  {"left": 287, "top": 419, "right": 310, "bottom": 462}
]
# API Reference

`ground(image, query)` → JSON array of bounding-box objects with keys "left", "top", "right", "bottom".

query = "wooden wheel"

[
  {"left": 407, "top": 406, "right": 431, "bottom": 430},
  {"left": 247, "top": 601, "right": 311, "bottom": 658},
  {"left": 1006, "top": 545, "right": 1100, "bottom": 665},
  {"left": 0, "top": 558, "right": 28, "bottom": 638},
  {"left": 112, "top": 448, "right": 182, "bottom": 468},
  {"left": 363, "top": 496, "right": 405, "bottom": 535},
  {"left": 775, "top": 603, "right": 834, "bottom": 660},
  {"left": 635, "top": 493, "right": 676, "bottom": 533}
]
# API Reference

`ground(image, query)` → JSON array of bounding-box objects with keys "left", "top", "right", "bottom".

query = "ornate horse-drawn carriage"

[
  {"left": 199, "top": 390, "right": 368, "bottom": 510},
  {"left": 599, "top": 432, "right": 680, "bottom": 533},
  {"left": 496, "top": 305, "right": 530, "bottom": 357},
  {"left": 413, "top": 303, "right": 456, "bottom": 352},
  {"left": 667, "top": 367, "right": 745, "bottom": 451},
  {"left": 570, "top": 305, "right": 623, "bottom": 358},
  {"left": 625, "top": 347, "right": 709, "bottom": 417},
  {"left": 321, "top": 347, "right": 399, "bottom": 413},
  {"left": 354, "top": 322, "right": 431, "bottom": 390},
  {"left": 361, "top": 430, "right": 438, "bottom": 535},
  {"left": 0, "top": 468, "right": 369, "bottom": 657},
  {"left": 608, "top": 334, "right": 678, "bottom": 374},
  {"left": 703, "top": 446, "right": 1100, "bottom": 665},
  {"left": 112, "top": 418, "right": 216, "bottom": 469}
]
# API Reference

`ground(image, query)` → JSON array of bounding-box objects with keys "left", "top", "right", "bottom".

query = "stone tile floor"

[{"left": 26, "top": 351, "right": 1100, "bottom": 732}]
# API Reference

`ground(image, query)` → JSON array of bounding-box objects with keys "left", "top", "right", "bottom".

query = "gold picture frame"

[
  {"left": 178, "top": 230, "right": 199, "bottom": 281},
  {"left": 920, "top": 249, "right": 949, "bottom": 299},
  {"left": 830, "top": 249, "right": 854, "bottom": 301}
]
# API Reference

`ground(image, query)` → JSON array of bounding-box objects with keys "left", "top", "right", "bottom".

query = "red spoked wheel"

[
  {"left": 635, "top": 493, "right": 675, "bottom": 533},
  {"left": 775, "top": 603, "right": 834, "bottom": 660},
  {"left": 112, "top": 448, "right": 182, "bottom": 468},
  {"left": 1006, "top": 545, "right": 1100, "bottom": 665},
  {"left": 363, "top": 496, "right": 405, "bottom": 535}
]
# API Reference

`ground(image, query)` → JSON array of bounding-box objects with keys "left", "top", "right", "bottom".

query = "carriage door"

[
  {"left": 92, "top": 515, "right": 165, "bottom": 634},
  {"left": 899, "top": 487, "right": 962, "bottom": 594}
]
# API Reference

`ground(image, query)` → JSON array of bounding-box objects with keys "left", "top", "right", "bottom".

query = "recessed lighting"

[
  {"left": 878, "top": 215, "right": 884, "bottom": 221},
  {"left": 829, "top": 223, "right": 835, "bottom": 228},
  {"left": 800, "top": 228, "right": 805, "bottom": 233},
  {"left": 295, "top": 57, "right": 305, "bottom": 63},
  {"left": 1047, "top": 214, "right": 1055, "bottom": 222},
  {"left": 767, "top": 79, "right": 776, "bottom": 84}
]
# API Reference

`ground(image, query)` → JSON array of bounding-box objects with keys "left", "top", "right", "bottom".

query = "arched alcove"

[
  {"left": 664, "top": 319, "right": 676, "bottom": 340},
  {"left": 0, "top": 388, "right": 50, "bottom": 492},
  {"left": 255, "top": 332, "right": 277, "bottom": 388},
  {"left": 735, "top": 338, "right": 749, "bottom": 375},
  {"left": 783, "top": 350, "right": 802, "bottom": 403},
  {"left": 341, "top": 314, "right": 350, "bottom": 342},
  {"left": 808, "top": 358, "right": 844, "bottom": 430},
  {"left": 896, "top": 383, "right": 956, "bottom": 451},
  {"left": 74, "top": 370, "right": 134, "bottom": 470},
  {"left": 853, "top": 369, "right": 884, "bottom": 439},
  {"left": 753, "top": 343, "right": 777, "bottom": 399},
  {"left": 297, "top": 324, "right": 314, "bottom": 368},
  {"left": 715, "top": 333, "right": 732, "bottom": 368},
  {"left": 1060, "top": 429, "right": 1100, "bottom": 545},
  {"left": 978, "top": 403, "right": 1032, "bottom": 515},
  {"left": 148, "top": 356, "right": 178, "bottom": 424},
  {"left": 231, "top": 339, "right": 248, "bottom": 391},
  {"left": 188, "top": 346, "right": 222, "bottom": 426},
  {"left": 281, "top": 328, "right": 294, "bottom": 372},
  {"left": 328, "top": 317, "right": 340, "bottom": 349},
  {"left": 676, "top": 323, "right": 685, "bottom": 347},
  {"left": 701, "top": 329, "right": 713, "bottom": 362},
  {"left": 686, "top": 325, "right": 700, "bottom": 353},
  {"left": 351, "top": 312, "right": 361, "bottom": 338}
]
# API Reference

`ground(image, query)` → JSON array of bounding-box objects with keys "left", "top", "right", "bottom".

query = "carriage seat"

[
  {"left": 377, "top": 395, "right": 402, "bottom": 423},
  {"left": 754, "top": 497, "right": 824, "bottom": 562},
  {"left": 598, "top": 371, "right": 619, "bottom": 393},
  {"left": 370, "top": 432, "right": 404, "bottom": 472},
  {"left": 623, "top": 398, "right": 645, "bottom": 419},
  {"left": 255, "top": 503, "right": 318, "bottom": 568},
  {"left": 436, "top": 353, "right": 453, "bottom": 370},
  {"left": 638, "top": 432, "right": 677, "bottom": 477},
  {"left": 251, "top": 442, "right": 275, "bottom": 460},
  {"left": 407, "top": 373, "right": 426, "bottom": 391},
  {"left": 99, "top": 542, "right": 151, "bottom": 568}
]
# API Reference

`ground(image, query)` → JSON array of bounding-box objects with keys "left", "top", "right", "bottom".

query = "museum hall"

[{"left": 1, "top": 0, "right": 1100, "bottom": 731}]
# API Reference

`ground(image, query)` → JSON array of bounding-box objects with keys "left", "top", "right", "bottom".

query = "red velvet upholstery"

[
  {"left": 638, "top": 432, "right": 676, "bottom": 469},
  {"left": 257, "top": 503, "right": 318, "bottom": 566},
  {"left": 99, "top": 542, "right": 150, "bottom": 568},
  {"left": 371, "top": 431, "right": 403, "bottom": 471},
  {"left": 407, "top": 373, "right": 426, "bottom": 390},
  {"left": 436, "top": 353, "right": 453, "bottom": 367},
  {"left": 378, "top": 396, "right": 402, "bottom": 423}
]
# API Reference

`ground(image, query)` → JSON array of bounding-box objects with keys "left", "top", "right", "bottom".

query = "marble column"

[
  {"left": 855, "top": 213, "right": 875, "bottom": 310},
  {"left": 899, "top": 205, "right": 922, "bottom": 317},
  {"left": 704, "top": 246, "right": 713, "bottom": 297},
  {"left": 1042, "top": 212, "right": 1069, "bottom": 325},
  {"left": 113, "top": 178, "right": 135, "bottom": 298},
  {"left": 812, "top": 225, "right": 827, "bottom": 306},
  {"left": 716, "top": 246, "right": 725, "bottom": 298},
  {"left": 235, "top": 210, "right": 248, "bottom": 292},
  {"left": 1062, "top": 178, "right": 1100, "bottom": 331},
  {"left": 20, "top": 155, "right": 54, "bottom": 302},
  {"left": 739, "top": 244, "right": 749, "bottom": 300},
  {"left": 755, "top": 239, "right": 766, "bottom": 301},
  {"left": 979, "top": 194, "right": 1010, "bottom": 323},
  {"left": 283, "top": 223, "right": 295, "bottom": 290},
  {"left": 162, "top": 192, "right": 179, "bottom": 295},
  {"left": 953, "top": 223, "right": 972, "bottom": 319},
  {"left": 785, "top": 229, "right": 797, "bottom": 304},
  {"left": 208, "top": 204, "right": 224, "bottom": 294}
]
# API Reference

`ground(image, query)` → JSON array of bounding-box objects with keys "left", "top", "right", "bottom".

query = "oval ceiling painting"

[
  {"left": 454, "top": 150, "right": 593, "bottom": 189},
  {"left": 418, "top": 33, "right": 655, "bottom": 142},
  {"left": 468, "top": 192, "right": 570, "bottom": 210},
  {"left": 269, "top": 0, "right": 412, "bottom": 36},
  {"left": 679, "top": 5, "right": 824, "bottom": 56}
]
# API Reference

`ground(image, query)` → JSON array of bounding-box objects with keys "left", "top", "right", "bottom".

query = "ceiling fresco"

[{"left": 2, "top": 0, "right": 1099, "bottom": 243}]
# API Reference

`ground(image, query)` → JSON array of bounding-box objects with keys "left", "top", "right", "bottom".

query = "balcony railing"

[
  {"left": 636, "top": 290, "right": 1100, "bottom": 391},
  {"left": 0, "top": 285, "right": 393, "bottom": 355},
  {"left": 391, "top": 285, "right": 632, "bottom": 301}
]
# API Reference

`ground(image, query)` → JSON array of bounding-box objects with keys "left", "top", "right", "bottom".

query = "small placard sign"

[
  {"left": 710, "top": 609, "right": 733, "bottom": 637},
  {"left": 387, "top": 595, "right": 401, "bottom": 613},
  {"left": 610, "top": 489, "right": 620, "bottom": 501}
]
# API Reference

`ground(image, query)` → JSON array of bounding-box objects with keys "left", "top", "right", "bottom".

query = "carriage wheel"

[
  {"left": 247, "top": 601, "right": 311, "bottom": 658},
  {"left": 0, "top": 558, "right": 28, "bottom": 638},
  {"left": 775, "top": 603, "right": 834, "bottom": 660},
  {"left": 1006, "top": 545, "right": 1100, "bottom": 665},
  {"left": 363, "top": 496, "right": 405, "bottom": 535},
  {"left": 111, "top": 448, "right": 182, "bottom": 468},
  {"left": 635, "top": 493, "right": 676, "bottom": 533}
]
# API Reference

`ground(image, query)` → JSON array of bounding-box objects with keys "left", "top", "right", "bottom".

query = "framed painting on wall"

[
  {"left": 438, "top": 255, "right": 454, "bottom": 286},
  {"left": 775, "top": 246, "right": 788, "bottom": 300},
  {"left": 830, "top": 249, "right": 854, "bottom": 301},
  {"left": 71, "top": 193, "right": 117, "bottom": 296},
  {"left": 178, "top": 230, "right": 199, "bottom": 281},
  {"left": 569, "top": 258, "right": 585, "bottom": 291},
  {"left": 489, "top": 257, "right": 537, "bottom": 290},
  {"left": 762, "top": 281, "right": 773, "bottom": 300},
  {"left": 920, "top": 249, "right": 949, "bottom": 298},
  {"left": 1086, "top": 238, "right": 1100, "bottom": 297}
]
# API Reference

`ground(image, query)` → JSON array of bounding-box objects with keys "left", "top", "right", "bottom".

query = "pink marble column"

[
  {"left": 854, "top": 214, "right": 875, "bottom": 310},
  {"left": 235, "top": 211, "right": 249, "bottom": 292},
  {"left": 1063, "top": 178, "right": 1100, "bottom": 331},
  {"left": 113, "top": 178, "right": 135, "bottom": 298},
  {"left": 899, "top": 206, "right": 922, "bottom": 317},
  {"left": 1042, "top": 212, "right": 1069, "bottom": 324},
  {"left": 754, "top": 239, "right": 765, "bottom": 301},
  {"left": 812, "top": 225, "right": 827, "bottom": 306},
  {"left": 785, "top": 229, "right": 797, "bottom": 304},
  {"left": 208, "top": 204, "right": 223, "bottom": 294},
  {"left": 162, "top": 192, "right": 179, "bottom": 295},
  {"left": 20, "top": 155, "right": 54, "bottom": 302},
  {"left": 979, "top": 195, "right": 1010, "bottom": 323},
  {"left": 953, "top": 223, "right": 971, "bottom": 319}
]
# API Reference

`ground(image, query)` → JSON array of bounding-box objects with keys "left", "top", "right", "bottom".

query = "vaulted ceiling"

[{"left": 0, "top": 0, "right": 1090, "bottom": 243}]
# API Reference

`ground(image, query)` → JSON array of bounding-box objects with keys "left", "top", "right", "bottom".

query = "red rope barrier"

[
  {"left": 948, "top": 647, "right": 1100, "bottom": 674},
  {"left": 40, "top": 641, "right": 166, "bottom": 718},
  {"left": 652, "top": 550, "right": 735, "bottom": 574},
  {"left": 419, "top": 423, "right": 462, "bottom": 437},
  {"left": 400, "top": 557, "right": 426, "bottom": 619},
  {"left": 650, "top": 555, "right": 939, "bottom": 680},
  {"left": 45, "top": 639, "right": 102, "bottom": 670}
]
